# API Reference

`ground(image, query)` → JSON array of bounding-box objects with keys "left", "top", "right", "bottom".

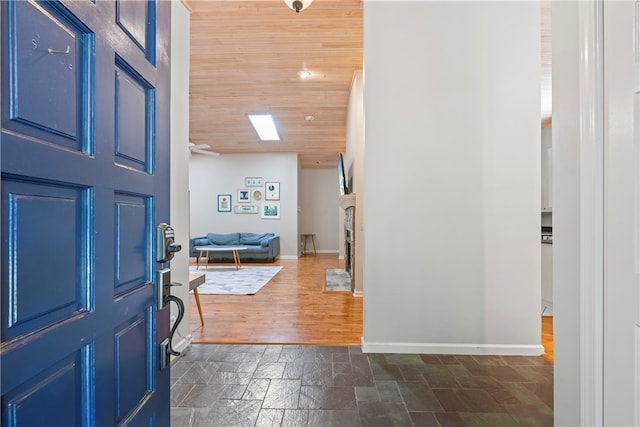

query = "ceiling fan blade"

[
  {"left": 189, "top": 143, "right": 211, "bottom": 150},
  {"left": 190, "top": 149, "right": 220, "bottom": 156}
]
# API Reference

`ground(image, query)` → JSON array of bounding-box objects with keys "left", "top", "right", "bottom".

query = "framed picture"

[
  {"left": 234, "top": 204, "right": 259, "bottom": 214},
  {"left": 261, "top": 203, "right": 280, "bottom": 219},
  {"left": 217, "top": 194, "right": 232, "bottom": 212},
  {"left": 237, "top": 189, "right": 251, "bottom": 203},
  {"left": 245, "top": 177, "right": 263, "bottom": 187},
  {"left": 265, "top": 181, "right": 280, "bottom": 201}
]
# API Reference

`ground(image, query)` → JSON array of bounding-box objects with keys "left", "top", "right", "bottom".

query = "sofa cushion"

[
  {"left": 193, "top": 238, "right": 210, "bottom": 247},
  {"left": 240, "top": 233, "right": 274, "bottom": 246},
  {"left": 207, "top": 232, "right": 240, "bottom": 245}
]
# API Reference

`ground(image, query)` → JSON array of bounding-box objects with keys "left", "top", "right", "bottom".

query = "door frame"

[{"left": 576, "top": 0, "right": 605, "bottom": 425}]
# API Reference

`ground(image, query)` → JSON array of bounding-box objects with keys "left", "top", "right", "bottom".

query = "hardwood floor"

[
  {"left": 188, "top": 254, "right": 554, "bottom": 364},
  {"left": 541, "top": 315, "right": 554, "bottom": 363},
  {"left": 189, "top": 254, "right": 363, "bottom": 345}
]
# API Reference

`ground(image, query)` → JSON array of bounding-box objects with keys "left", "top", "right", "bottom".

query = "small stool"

[{"left": 301, "top": 233, "right": 317, "bottom": 255}]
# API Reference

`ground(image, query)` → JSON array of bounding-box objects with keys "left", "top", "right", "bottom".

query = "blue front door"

[{"left": 1, "top": 0, "right": 172, "bottom": 425}]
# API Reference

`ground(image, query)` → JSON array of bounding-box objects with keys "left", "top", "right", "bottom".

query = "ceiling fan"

[{"left": 188, "top": 142, "right": 219, "bottom": 156}]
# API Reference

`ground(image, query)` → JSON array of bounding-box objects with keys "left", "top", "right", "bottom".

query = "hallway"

[
  {"left": 171, "top": 344, "right": 552, "bottom": 426},
  {"left": 174, "top": 255, "right": 553, "bottom": 426}
]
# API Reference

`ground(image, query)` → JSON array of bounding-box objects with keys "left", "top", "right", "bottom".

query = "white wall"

[
  {"left": 189, "top": 153, "right": 299, "bottom": 257},
  {"left": 299, "top": 169, "right": 339, "bottom": 253},
  {"left": 169, "top": 2, "right": 191, "bottom": 353},
  {"left": 541, "top": 125, "right": 553, "bottom": 312},
  {"left": 362, "top": 2, "right": 542, "bottom": 354},
  {"left": 551, "top": 2, "right": 581, "bottom": 424},
  {"left": 541, "top": 125, "right": 553, "bottom": 213}
]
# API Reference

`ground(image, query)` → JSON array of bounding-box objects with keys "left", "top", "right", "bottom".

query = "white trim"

[
  {"left": 170, "top": 336, "right": 192, "bottom": 357},
  {"left": 315, "top": 250, "right": 339, "bottom": 254},
  {"left": 636, "top": 324, "right": 640, "bottom": 425},
  {"left": 361, "top": 340, "right": 544, "bottom": 356},
  {"left": 578, "top": 1, "right": 605, "bottom": 425},
  {"left": 353, "top": 290, "right": 363, "bottom": 298},
  {"left": 279, "top": 255, "right": 299, "bottom": 260}
]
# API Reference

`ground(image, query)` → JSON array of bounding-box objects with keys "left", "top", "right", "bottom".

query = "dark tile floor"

[{"left": 171, "top": 344, "right": 553, "bottom": 427}]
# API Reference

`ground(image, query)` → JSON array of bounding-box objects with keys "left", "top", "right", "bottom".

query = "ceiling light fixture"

[
  {"left": 298, "top": 70, "right": 311, "bottom": 79},
  {"left": 248, "top": 114, "right": 280, "bottom": 141},
  {"left": 305, "top": 115, "right": 315, "bottom": 121},
  {"left": 284, "top": 0, "right": 313, "bottom": 13}
]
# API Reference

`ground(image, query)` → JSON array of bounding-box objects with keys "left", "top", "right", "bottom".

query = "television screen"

[{"left": 338, "top": 153, "right": 349, "bottom": 195}]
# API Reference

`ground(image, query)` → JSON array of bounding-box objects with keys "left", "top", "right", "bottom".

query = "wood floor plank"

[{"left": 541, "top": 315, "right": 553, "bottom": 363}]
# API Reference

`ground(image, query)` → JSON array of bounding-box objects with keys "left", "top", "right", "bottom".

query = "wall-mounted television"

[{"left": 338, "top": 153, "right": 349, "bottom": 195}]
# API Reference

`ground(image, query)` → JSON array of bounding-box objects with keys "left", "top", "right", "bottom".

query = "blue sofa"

[{"left": 189, "top": 232, "right": 280, "bottom": 262}]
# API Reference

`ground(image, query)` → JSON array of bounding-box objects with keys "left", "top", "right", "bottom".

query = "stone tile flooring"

[{"left": 171, "top": 344, "right": 553, "bottom": 427}]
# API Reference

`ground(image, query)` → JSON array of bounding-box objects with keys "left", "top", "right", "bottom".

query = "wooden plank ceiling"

[
  {"left": 189, "top": 1, "right": 551, "bottom": 169},
  {"left": 189, "top": 0, "right": 363, "bottom": 169}
]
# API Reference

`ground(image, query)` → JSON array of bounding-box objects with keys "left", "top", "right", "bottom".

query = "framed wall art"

[
  {"left": 234, "top": 205, "right": 259, "bottom": 214},
  {"left": 261, "top": 203, "right": 280, "bottom": 219},
  {"left": 238, "top": 189, "right": 251, "bottom": 202},
  {"left": 245, "top": 177, "right": 263, "bottom": 187},
  {"left": 217, "top": 194, "right": 232, "bottom": 212},
  {"left": 265, "top": 181, "right": 280, "bottom": 201}
]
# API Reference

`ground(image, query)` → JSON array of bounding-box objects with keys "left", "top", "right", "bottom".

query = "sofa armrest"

[
  {"left": 268, "top": 235, "right": 280, "bottom": 259},
  {"left": 189, "top": 236, "right": 207, "bottom": 257}
]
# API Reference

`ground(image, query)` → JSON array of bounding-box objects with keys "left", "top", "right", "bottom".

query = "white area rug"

[
  {"left": 325, "top": 269, "right": 352, "bottom": 292},
  {"left": 189, "top": 266, "right": 282, "bottom": 295}
]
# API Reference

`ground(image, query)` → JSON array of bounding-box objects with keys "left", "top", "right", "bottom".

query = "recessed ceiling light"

[
  {"left": 298, "top": 70, "right": 311, "bottom": 79},
  {"left": 305, "top": 115, "right": 315, "bottom": 121},
  {"left": 247, "top": 114, "right": 280, "bottom": 141}
]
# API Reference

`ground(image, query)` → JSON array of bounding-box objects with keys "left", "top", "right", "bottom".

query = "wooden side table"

[
  {"left": 189, "top": 272, "right": 206, "bottom": 326},
  {"left": 301, "top": 234, "right": 317, "bottom": 255}
]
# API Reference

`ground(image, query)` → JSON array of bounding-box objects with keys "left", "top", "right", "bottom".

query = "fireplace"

[
  {"left": 339, "top": 194, "right": 356, "bottom": 292},
  {"left": 344, "top": 206, "right": 354, "bottom": 276}
]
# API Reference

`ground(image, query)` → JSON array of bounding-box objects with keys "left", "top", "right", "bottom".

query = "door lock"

[{"left": 156, "top": 223, "right": 182, "bottom": 262}]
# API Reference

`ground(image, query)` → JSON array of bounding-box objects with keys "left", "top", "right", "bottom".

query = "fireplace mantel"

[{"left": 339, "top": 193, "right": 356, "bottom": 209}]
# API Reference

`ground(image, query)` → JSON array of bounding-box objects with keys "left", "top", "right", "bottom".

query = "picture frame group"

[{"left": 217, "top": 179, "right": 282, "bottom": 220}]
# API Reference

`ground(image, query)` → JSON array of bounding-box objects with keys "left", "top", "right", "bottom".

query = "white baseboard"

[
  {"left": 338, "top": 255, "right": 345, "bottom": 260},
  {"left": 316, "top": 250, "right": 339, "bottom": 254},
  {"left": 360, "top": 339, "right": 544, "bottom": 356},
  {"left": 280, "top": 255, "right": 298, "bottom": 260},
  {"left": 170, "top": 336, "right": 192, "bottom": 360},
  {"left": 353, "top": 290, "right": 363, "bottom": 297}
]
